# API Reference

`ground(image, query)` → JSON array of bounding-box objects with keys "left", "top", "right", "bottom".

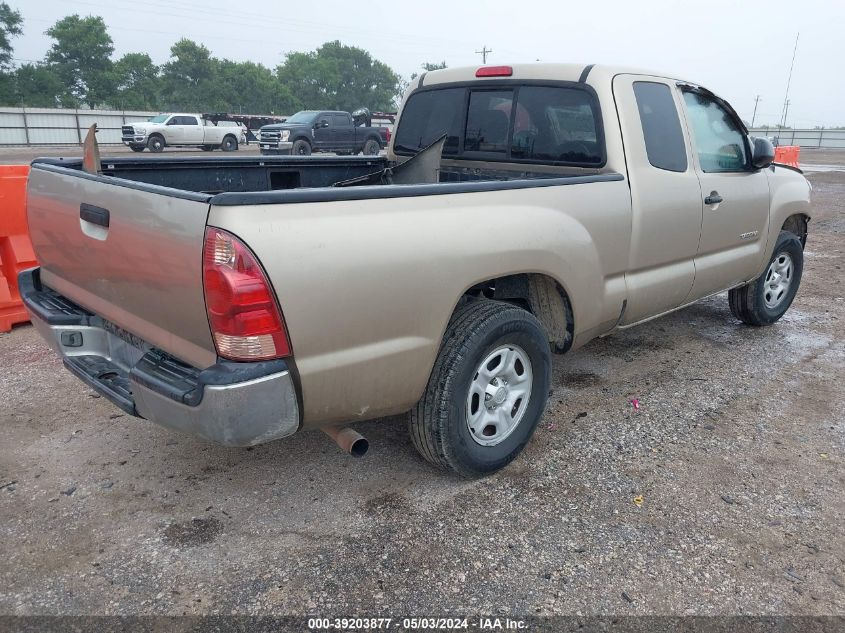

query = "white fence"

[
  {"left": 1, "top": 107, "right": 843, "bottom": 149},
  {"left": 0, "top": 107, "right": 160, "bottom": 145},
  {"left": 747, "top": 127, "right": 845, "bottom": 149}
]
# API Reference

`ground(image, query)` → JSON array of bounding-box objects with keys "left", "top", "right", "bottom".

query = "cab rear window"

[{"left": 394, "top": 83, "right": 604, "bottom": 166}]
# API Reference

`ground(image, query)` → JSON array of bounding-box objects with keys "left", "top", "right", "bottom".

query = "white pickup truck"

[
  {"left": 24, "top": 63, "right": 811, "bottom": 477},
  {"left": 121, "top": 113, "right": 241, "bottom": 153}
]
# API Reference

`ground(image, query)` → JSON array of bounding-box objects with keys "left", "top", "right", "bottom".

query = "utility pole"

[
  {"left": 779, "top": 33, "right": 799, "bottom": 129},
  {"left": 751, "top": 95, "right": 761, "bottom": 128},
  {"left": 475, "top": 46, "right": 492, "bottom": 64}
]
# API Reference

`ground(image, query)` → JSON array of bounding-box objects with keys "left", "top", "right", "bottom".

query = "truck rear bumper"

[{"left": 19, "top": 268, "right": 301, "bottom": 447}]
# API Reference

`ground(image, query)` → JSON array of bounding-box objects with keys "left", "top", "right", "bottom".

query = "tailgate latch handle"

[{"left": 80, "top": 203, "right": 110, "bottom": 228}]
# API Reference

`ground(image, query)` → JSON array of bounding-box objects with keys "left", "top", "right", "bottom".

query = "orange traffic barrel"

[
  {"left": 0, "top": 165, "right": 36, "bottom": 332},
  {"left": 774, "top": 145, "right": 801, "bottom": 168}
]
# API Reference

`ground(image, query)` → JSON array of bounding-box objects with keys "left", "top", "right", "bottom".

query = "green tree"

[
  {"left": 159, "top": 39, "right": 217, "bottom": 110},
  {"left": 45, "top": 14, "right": 115, "bottom": 107},
  {"left": 421, "top": 61, "right": 447, "bottom": 72},
  {"left": 0, "top": 1, "right": 22, "bottom": 70},
  {"left": 0, "top": 1, "right": 22, "bottom": 102},
  {"left": 277, "top": 41, "right": 400, "bottom": 112},
  {"left": 112, "top": 52, "right": 159, "bottom": 110},
  {"left": 13, "top": 63, "right": 63, "bottom": 107},
  {"left": 214, "top": 60, "right": 298, "bottom": 114}
]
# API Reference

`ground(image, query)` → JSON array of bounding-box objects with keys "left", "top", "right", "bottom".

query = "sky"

[{"left": 8, "top": 0, "right": 845, "bottom": 127}]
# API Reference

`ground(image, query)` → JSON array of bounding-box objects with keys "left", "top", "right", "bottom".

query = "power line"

[
  {"left": 475, "top": 46, "right": 492, "bottom": 64},
  {"left": 779, "top": 32, "right": 799, "bottom": 129},
  {"left": 751, "top": 95, "right": 761, "bottom": 127}
]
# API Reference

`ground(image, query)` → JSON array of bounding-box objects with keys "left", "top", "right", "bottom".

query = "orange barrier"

[
  {"left": 774, "top": 145, "right": 801, "bottom": 168},
  {"left": 0, "top": 165, "right": 36, "bottom": 332}
]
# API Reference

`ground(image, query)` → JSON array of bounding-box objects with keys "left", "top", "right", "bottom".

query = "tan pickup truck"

[{"left": 21, "top": 63, "right": 811, "bottom": 477}]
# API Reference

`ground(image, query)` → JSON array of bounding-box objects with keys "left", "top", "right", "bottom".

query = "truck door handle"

[
  {"left": 704, "top": 192, "right": 723, "bottom": 205},
  {"left": 80, "top": 203, "right": 110, "bottom": 227}
]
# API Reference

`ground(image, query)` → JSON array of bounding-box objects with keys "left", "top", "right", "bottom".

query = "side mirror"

[{"left": 750, "top": 136, "right": 774, "bottom": 169}]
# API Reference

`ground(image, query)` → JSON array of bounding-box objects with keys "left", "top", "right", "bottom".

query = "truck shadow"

[{"left": 138, "top": 291, "right": 782, "bottom": 522}]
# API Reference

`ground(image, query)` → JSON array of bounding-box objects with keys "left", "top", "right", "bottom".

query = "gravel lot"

[{"left": 0, "top": 149, "right": 843, "bottom": 620}]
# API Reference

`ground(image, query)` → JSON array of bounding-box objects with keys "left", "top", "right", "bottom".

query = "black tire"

[
  {"left": 729, "top": 230, "right": 804, "bottom": 326},
  {"left": 362, "top": 138, "right": 381, "bottom": 155},
  {"left": 201, "top": 145, "right": 214, "bottom": 151},
  {"left": 221, "top": 135, "right": 238, "bottom": 152},
  {"left": 292, "top": 139, "right": 311, "bottom": 156},
  {"left": 147, "top": 134, "right": 165, "bottom": 153},
  {"left": 129, "top": 145, "right": 145, "bottom": 153},
  {"left": 409, "top": 300, "right": 551, "bottom": 477}
]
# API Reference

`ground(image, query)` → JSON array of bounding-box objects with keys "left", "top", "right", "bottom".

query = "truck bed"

[{"left": 32, "top": 155, "right": 615, "bottom": 200}]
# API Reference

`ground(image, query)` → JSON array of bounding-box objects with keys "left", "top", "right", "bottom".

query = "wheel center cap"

[{"left": 493, "top": 386, "right": 508, "bottom": 405}]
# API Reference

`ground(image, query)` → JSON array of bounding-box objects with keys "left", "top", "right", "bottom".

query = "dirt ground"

[{"left": 0, "top": 149, "right": 843, "bottom": 620}]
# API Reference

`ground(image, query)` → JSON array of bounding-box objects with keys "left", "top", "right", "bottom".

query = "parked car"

[
  {"left": 121, "top": 113, "right": 241, "bottom": 153},
  {"left": 258, "top": 109, "right": 390, "bottom": 155},
  {"left": 22, "top": 63, "right": 810, "bottom": 477}
]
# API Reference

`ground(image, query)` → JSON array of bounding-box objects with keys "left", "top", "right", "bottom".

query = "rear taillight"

[
  {"left": 202, "top": 227, "right": 291, "bottom": 361},
  {"left": 385, "top": 128, "right": 392, "bottom": 143}
]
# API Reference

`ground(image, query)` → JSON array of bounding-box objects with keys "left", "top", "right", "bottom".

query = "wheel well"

[
  {"left": 223, "top": 133, "right": 236, "bottom": 141},
  {"left": 782, "top": 214, "right": 809, "bottom": 247},
  {"left": 149, "top": 133, "right": 163, "bottom": 140},
  {"left": 292, "top": 136, "right": 311, "bottom": 145},
  {"left": 366, "top": 135, "right": 382, "bottom": 146},
  {"left": 463, "top": 273, "right": 574, "bottom": 353}
]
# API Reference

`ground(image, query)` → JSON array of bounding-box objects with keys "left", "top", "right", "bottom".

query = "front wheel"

[
  {"left": 147, "top": 135, "right": 165, "bottom": 153},
  {"left": 729, "top": 230, "right": 804, "bottom": 326},
  {"left": 221, "top": 136, "right": 238, "bottom": 152},
  {"left": 409, "top": 300, "right": 551, "bottom": 477},
  {"left": 129, "top": 145, "right": 145, "bottom": 153},
  {"left": 292, "top": 139, "right": 311, "bottom": 156}
]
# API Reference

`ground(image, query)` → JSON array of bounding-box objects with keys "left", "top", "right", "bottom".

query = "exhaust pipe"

[{"left": 322, "top": 426, "right": 368, "bottom": 458}]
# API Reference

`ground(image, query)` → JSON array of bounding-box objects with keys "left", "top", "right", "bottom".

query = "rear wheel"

[
  {"left": 362, "top": 138, "right": 381, "bottom": 155},
  {"left": 147, "top": 135, "right": 164, "bottom": 153},
  {"left": 221, "top": 136, "right": 238, "bottom": 152},
  {"left": 409, "top": 300, "right": 551, "bottom": 477},
  {"left": 729, "top": 231, "right": 804, "bottom": 325},
  {"left": 292, "top": 139, "right": 311, "bottom": 156}
]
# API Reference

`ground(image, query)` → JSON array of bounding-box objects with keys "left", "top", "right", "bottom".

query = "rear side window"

[
  {"left": 393, "top": 88, "right": 464, "bottom": 155},
  {"left": 633, "top": 82, "right": 688, "bottom": 172}
]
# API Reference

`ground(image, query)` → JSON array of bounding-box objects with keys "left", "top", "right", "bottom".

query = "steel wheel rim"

[
  {"left": 764, "top": 252, "right": 793, "bottom": 309},
  {"left": 465, "top": 344, "right": 533, "bottom": 447}
]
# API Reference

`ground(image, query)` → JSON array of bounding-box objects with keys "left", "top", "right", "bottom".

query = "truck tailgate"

[{"left": 26, "top": 163, "right": 217, "bottom": 369}]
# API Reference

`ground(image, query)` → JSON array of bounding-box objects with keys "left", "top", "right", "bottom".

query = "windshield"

[
  {"left": 285, "top": 111, "right": 318, "bottom": 124},
  {"left": 147, "top": 114, "right": 169, "bottom": 123}
]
